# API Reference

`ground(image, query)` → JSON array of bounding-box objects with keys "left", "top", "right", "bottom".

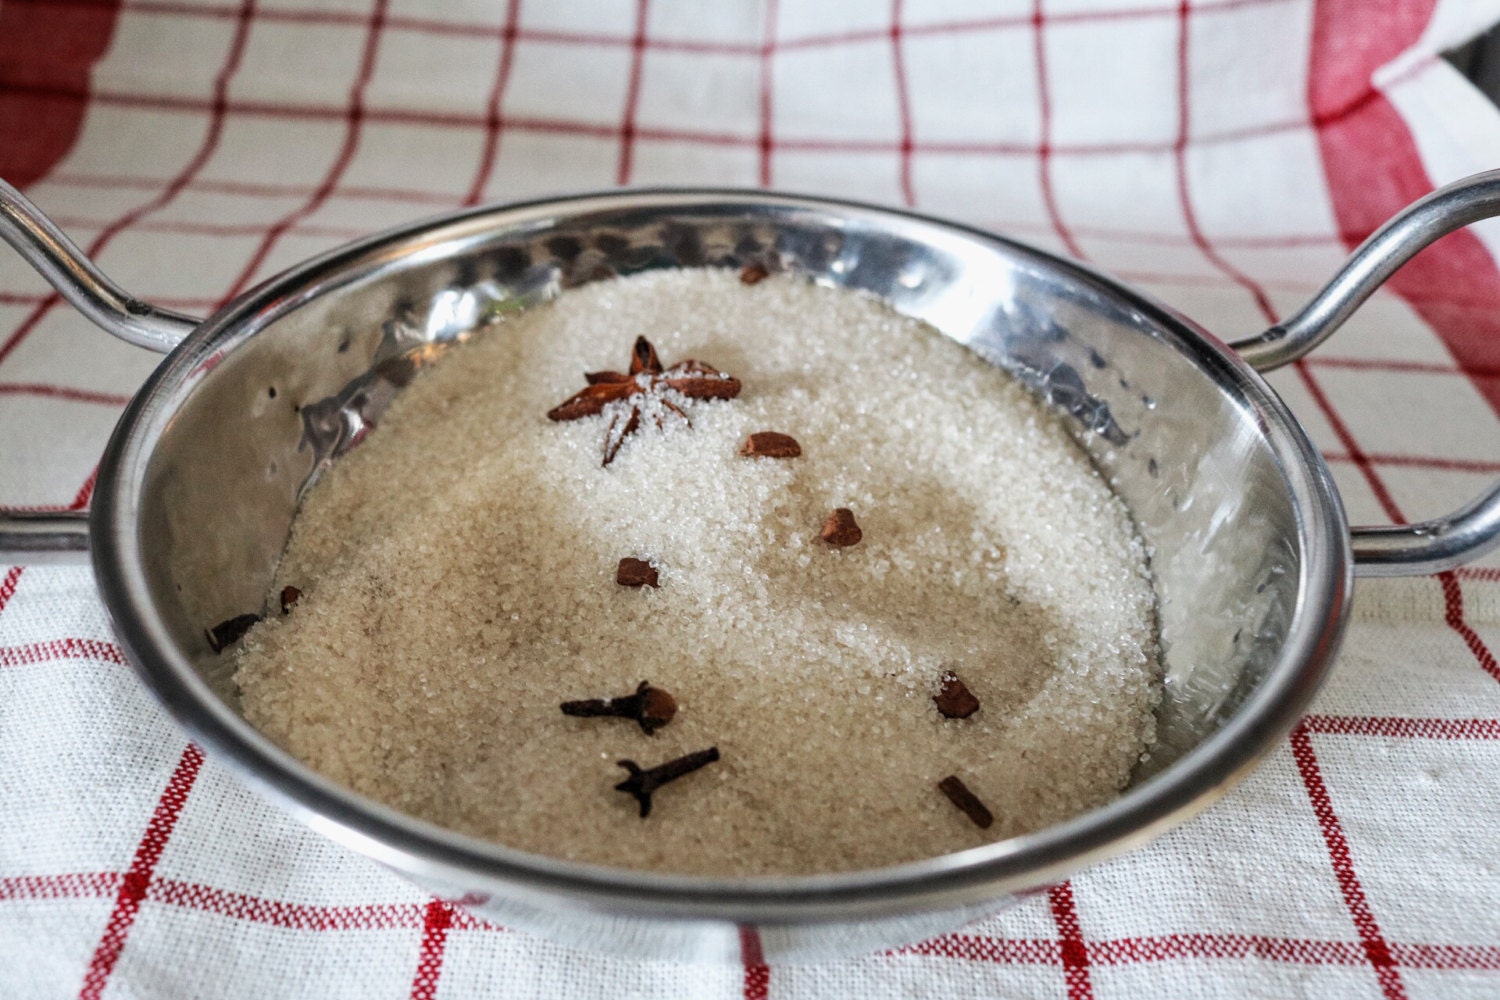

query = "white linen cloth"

[{"left": 3, "top": 1, "right": 1500, "bottom": 996}]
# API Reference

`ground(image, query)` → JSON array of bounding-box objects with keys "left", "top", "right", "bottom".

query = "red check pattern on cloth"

[{"left": 4, "top": 0, "right": 1500, "bottom": 996}]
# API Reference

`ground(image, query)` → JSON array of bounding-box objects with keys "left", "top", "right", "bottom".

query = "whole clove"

[
  {"left": 279, "top": 586, "right": 303, "bottom": 614},
  {"left": 561, "top": 680, "right": 678, "bottom": 735},
  {"left": 614, "top": 746, "right": 720, "bottom": 817},
  {"left": 740, "top": 431, "right": 801, "bottom": 459},
  {"left": 739, "top": 263, "right": 770, "bottom": 285},
  {"left": 616, "top": 557, "right": 660, "bottom": 588},
  {"left": 937, "top": 775, "right": 994, "bottom": 829},
  {"left": 933, "top": 671, "right": 980, "bottom": 719},
  {"left": 820, "top": 507, "right": 863, "bottom": 547},
  {"left": 205, "top": 613, "right": 261, "bottom": 653}
]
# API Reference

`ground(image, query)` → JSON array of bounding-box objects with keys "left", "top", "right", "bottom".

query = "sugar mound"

[{"left": 233, "top": 269, "right": 1161, "bottom": 876}]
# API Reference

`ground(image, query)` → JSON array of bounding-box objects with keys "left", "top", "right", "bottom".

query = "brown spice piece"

[
  {"left": 374, "top": 355, "right": 418, "bottom": 387},
  {"left": 933, "top": 671, "right": 980, "bottom": 719},
  {"left": 739, "top": 263, "right": 770, "bottom": 285},
  {"left": 546, "top": 336, "right": 742, "bottom": 465},
  {"left": 820, "top": 507, "right": 863, "bottom": 546},
  {"left": 279, "top": 586, "right": 303, "bottom": 615},
  {"left": 615, "top": 746, "right": 720, "bottom": 817},
  {"left": 561, "top": 680, "right": 678, "bottom": 735},
  {"left": 206, "top": 613, "right": 261, "bottom": 653},
  {"left": 740, "top": 431, "right": 802, "bottom": 459},
  {"left": 937, "top": 775, "right": 994, "bottom": 829},
  {"left": 616, "top": 557, "right": 660, "bottom": 588}
]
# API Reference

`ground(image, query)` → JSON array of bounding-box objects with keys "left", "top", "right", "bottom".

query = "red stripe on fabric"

[
  {"left": 738, "top": 925, "right": 770, "bottom": 1000},
  {"left": 0, "top": 290, "right": 219, "bottom": 311},
  {"left": 903, "top": 934, "right": 1060, "bottom": 964},
  {"left": 216, "top": 0, "right": 390, "bottom": 305},
  {"left": 78, "top": 744, "right": 205, "bottom": 1000},
  {"left": 615, "top": 0, "right": 650, "bottom": 187},
  {"left": 149, "top": 880, "right": 499, "bottom": 931},
  {"left": 1322, "top": 452, "right": 1500, "bottom": 475},
  {"left": 917, "top": 931, "right": 1494, "bottom": 970},
  {"left": 1303, "top": 715, "right": 1500, "bottom": 739},
  {"left": 1172, "top": 0, "right": 1275, "bottom": 324},
  {"left": 11, "top": 0, "right": 1300, "bottom": 44},
  {"left": 0, "top": 872, "right": 121, "bottom": 901},
  {"left": 889, "top": 0, "right": 916, "bottom": 207},
  {"left": 757, "top": 0, "right": 778, "bottom": 187},
  {"left": 775, "top": 0, "right": 1291, "bottom": 48},
  {"left": 12, "top": 864, "right": 1500, "bottom": 971},
  {"left": 42, "top": 212, "right": 371, "bottom": 241},
  {"left": 0, "top": 637, "right": 125, "bottom": 669},
  {"left": 47, "top": 171, "right": 459, "bottom": 205},
  {"left": 0, "top": 294, "right": 60, "bottom": 371},
  {"left": 1294, "top": 363, "right": 1405, "bottom": 521},
  {"left": 1308, "top": 357, "right": 1490, "bottom": 377},
  {"left": 0, "top": 382, "right": 131, "bottom": 405},
  {"left": 461, "top": 0, "right": 522, "bottom": 207},
  {"left": 1289, "top": 724, "right": 1408, "bottom": 999},
  {"left": 1308, "top": 0, "right": 1500, "bottom": 698},
  {"left": 1391, "top": 944, "right": 1500, "bottom": 971},
  {"left": 1095, "top": 933, "right": 1366, "bottom": 966},
  {"left": 1295, "top": 361, "right": 1500, "bottom": 679},
  {"left": 0, "top": 0, "right": 254, "bottom": 371},
  {"left": 147, "top": 880, "right": 428, "bottom": 930},
  {"left": 408, "top": 898, "right": 455, "bottom": 1000},
  {"left": 0, "top": 567, "right": 22, "bottom": 613},
  {"left": 1033, "top": 1, "right": 1084, "bottom": 260},
  {"left": 0, "top": 0, "right": 123, "bottom": 186},
  {"left": 1310, "top": 0, "right": 1500, "bottom": 418},
  {"left": 26, "top": 196, "right": 1436, "bottom": 254},
  {"left": 1323, "top": 107, "right": 1500, "bottom": 413},
  {"left": 9, "top": 78, "right": 1350, "bottom": 155},
  {"left": 1456, "top": 566, "right": 1500, "bottom": 582},
  {"left": 1048, "top": 882, "right": 1095, "bottom": 1000},
  {"left": 70, "top": 466, "right": 99, "bottom": 511},
  {"left": 1439, "top": 573, "right": 1500, "bottom": 685},
  {"left": 28, "top": 207, "right": 1474, "bottom": 259},
  {"left": 1308, "top": 0, "right": 1433, "bottom": 130},
  {"left": 1099, "top": 934, "right": 1499, "bottom": 971}
]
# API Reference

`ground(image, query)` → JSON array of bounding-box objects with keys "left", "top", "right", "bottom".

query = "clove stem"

[{"left": 614, "top": 746, "right": 720, "bottom": 817}]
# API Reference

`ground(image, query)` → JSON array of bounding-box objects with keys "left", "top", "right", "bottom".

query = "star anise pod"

[{"left": 547, "top": 336, "right": 741, "bottom": 465}]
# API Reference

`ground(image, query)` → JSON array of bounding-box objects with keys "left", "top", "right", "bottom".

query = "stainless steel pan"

[{"left": 4, "top": 174, "right": 1500, "bottom": 962}]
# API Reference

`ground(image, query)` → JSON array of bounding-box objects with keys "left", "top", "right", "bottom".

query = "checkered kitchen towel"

[{"left": 4, "top": 0, "right": 1500, "bottom": 996}]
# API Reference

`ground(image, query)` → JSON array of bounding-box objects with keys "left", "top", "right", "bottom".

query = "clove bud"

[
  {"left": 616, "top": 557, "right": 660, "bottom": 588},
  {"left": 740, "top": 431, "right": 801, "bottom": 458},
  {"left": 561, "top": 680, "right": 678, "bottom": 735},
  {"left": 933, "top": 671, "right": 980, "bottom": 719},
  {"left": 820, "top": 507, "right": 863, "bottom": 547}
]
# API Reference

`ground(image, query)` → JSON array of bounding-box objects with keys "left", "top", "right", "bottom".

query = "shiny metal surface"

[
  {"left": 84, "top": 191, "right": 1351, "bottom": 960},
  {"left": 0, "top": 511, "right": 91, "bottom": 565},
  {"left": 0, "top": 179, "right": 200, "bottom": 351},
  {"left": 1351, "top": 478, "right": 1500, "bottom": 577},
  {"left": 0, "top": 182, "right": 1492, "bottom": 960},
  {"left": 1231, "top": 170, "right": 1500, "bottom": 370},
  {"left": 0, "top": 180, "right": 202, "bottom": 564},
  {"left": 1230, "top": 169, "right": 1500, "bottom": 576}
]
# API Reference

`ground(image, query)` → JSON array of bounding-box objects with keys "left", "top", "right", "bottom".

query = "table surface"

[{"left": 3, "top": 1, "right": 1500, "bottom": 997}]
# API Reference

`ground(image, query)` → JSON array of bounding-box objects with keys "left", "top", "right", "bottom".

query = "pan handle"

[
  {"left": 1230, "top": 169, "right": 1500, "bottom": 370},
  {"left": 1, "top": 179, "right": 204, "bottom": 565},
  {"left": 1229, "top": 170, "right": 1500, "bottom": 577},
  {"left": 0, "top": 178, "right": 200, "bottom": 352}
]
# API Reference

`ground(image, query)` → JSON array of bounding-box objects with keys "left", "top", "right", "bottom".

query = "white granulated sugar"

[{"left": 233, "top": 268, "right": 1161, "bottom": 876}]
